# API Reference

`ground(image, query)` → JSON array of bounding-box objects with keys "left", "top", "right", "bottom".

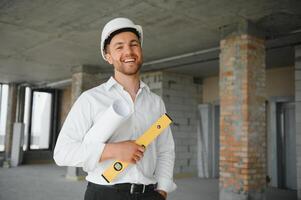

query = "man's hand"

[
  {"left": 156, "top": 190, "right": 167, "bottom": 199},
  {"left": 100, "top": 140, "right": 145, "bottom": 163}
]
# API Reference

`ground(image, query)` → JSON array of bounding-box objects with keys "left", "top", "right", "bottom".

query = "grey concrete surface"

[
  {"left": 0, "top": 163, "right": 297, "bottom": 200},
  {"left": 0, "top": 1, "right": 300, "bottom": 83}
]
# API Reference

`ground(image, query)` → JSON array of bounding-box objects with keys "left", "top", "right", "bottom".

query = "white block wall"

[
  {"left": 140, "top": 71, "right": 163, "bottom": 96},
  {"left": 142, "top": 72, "right": 202, "bottom": 175},
  {"left": 295, "top": 45, "right": 301, "bottom": 200}
]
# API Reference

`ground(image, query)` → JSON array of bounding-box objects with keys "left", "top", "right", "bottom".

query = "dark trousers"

[{"left": 84, "top": 182, "right": 165, "bottom": 200}]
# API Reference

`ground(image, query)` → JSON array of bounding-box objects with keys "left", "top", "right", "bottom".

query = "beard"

[{"left": 115, "top": 62, "right": 142, "bottom": 76}]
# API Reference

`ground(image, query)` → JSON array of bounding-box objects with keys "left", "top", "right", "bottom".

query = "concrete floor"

[{"left": 0, "top": 163, "right": 297, "bottom": 200}]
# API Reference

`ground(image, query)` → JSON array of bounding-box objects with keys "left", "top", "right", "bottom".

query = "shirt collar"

[{"left": 105, "top": 76, "right": 150, "bottom": 93}]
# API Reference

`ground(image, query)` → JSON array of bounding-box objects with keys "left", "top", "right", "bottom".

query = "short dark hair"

[{"left": 103, "top": 28, "right": 141, "bottom": 53}]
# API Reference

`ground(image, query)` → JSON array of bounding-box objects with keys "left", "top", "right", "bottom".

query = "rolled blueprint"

[{"left": 83, "top": 99, "right": 131, "bottom": 144}]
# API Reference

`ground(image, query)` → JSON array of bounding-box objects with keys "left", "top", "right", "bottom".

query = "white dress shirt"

[{"left": 53, "top": 77, "right": 177, "bottom": 193}]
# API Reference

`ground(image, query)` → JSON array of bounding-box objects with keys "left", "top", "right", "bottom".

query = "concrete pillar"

[
  {"left": 219, "top": 19, "right": 266, "bottom": 200},
  {"left": 11, "top": 122, "right": 25, "bottom": 167},
  {"left": 0, "top": 85, "right": 2, "bottom": 118},
  {"left": 16, "top": 86, "right": 26, "bottom": 123},
  {"left": 3, "top": 83, "right": 18, "bottom": 167},
  {"left": 66, "top": 65, "right": 102, "bottom": 180},
  {"left": 10, "top": 86, "right": 26, "bottom": 167},
  {"left": 295, "top": 45, "right": 301, "bottom": 200},
  {"left": 71, "top": 65, "right": 105, "bottom": 100}
]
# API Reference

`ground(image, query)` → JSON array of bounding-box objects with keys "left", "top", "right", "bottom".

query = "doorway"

[
  {"left": 276, "top": 102, "right": 297, "bottom": 189},
  {"left": 0, "top": 84, "right": 8, "bottom": 152},
  {"left": 24, "top": 88, "right": 58, "bottom": 153},
  {"left": 197, "top": 104, "right": 220, "bottom": 178}
]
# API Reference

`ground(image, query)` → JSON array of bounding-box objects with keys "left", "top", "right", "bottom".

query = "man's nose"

[{"left": 123, "top": 45, "right": 133, "bottom": 55}]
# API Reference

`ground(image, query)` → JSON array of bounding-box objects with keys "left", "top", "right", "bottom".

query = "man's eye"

[{"left": 116, "top": 46, "right": 122, "bottom": 50}]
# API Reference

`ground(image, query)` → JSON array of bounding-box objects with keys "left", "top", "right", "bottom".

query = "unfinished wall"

[
  {"left": 295, "top": 45, "right": 301, "bottom": 200},
  {"left": 163, "top": 72, "right": 202, "bottom": 175},
  {"left": 203, "top": 76, "right": 219, "bottom": 104},
  {"left": 142, "top": 71, "right": 202, "bottom": 175},
  {"left": 140, "top": 71, "right": 163, "bottom": 96},
  {"left": 266, "top": 67, "right": 295, "bottom": 97},
  {"left": 203, "top": 66, "right": 294, "bottom": 103}
]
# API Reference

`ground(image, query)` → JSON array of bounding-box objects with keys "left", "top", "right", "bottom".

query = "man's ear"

[{"left": 105, "top": 53, "right": 113, "bottom": 64}]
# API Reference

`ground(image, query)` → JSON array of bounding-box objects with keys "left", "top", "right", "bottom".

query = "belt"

[{"left": 88, "top": 182, "right": 157, "bottom": 194}]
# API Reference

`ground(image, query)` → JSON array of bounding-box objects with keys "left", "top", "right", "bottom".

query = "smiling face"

[{"left": 105, "top": 31, "right": 143, "bottom": 76}]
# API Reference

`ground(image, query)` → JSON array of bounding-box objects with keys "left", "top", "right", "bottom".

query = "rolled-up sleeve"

[
  {"left": 53, "top": 93, "right": 105, "bottom": 172},
  {"left": 155, "top": 99, "right": 177, "bottom": 193}
]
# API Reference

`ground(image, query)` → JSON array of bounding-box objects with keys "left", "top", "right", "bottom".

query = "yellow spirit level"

[{"left": 101, "top": 113, "right": 172, "bottom": 183}]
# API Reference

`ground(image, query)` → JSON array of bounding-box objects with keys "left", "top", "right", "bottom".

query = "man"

[{"left": 54, "top": 17, "right": 176, "bottom": 200}]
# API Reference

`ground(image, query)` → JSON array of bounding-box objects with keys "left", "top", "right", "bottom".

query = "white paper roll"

[{"left": 83, "top": 99, "right": 131, "bottom": 144}]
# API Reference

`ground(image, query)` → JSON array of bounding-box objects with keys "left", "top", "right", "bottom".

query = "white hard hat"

[{"left": 100, "top": 17, "right": 143, "bottom": 61}]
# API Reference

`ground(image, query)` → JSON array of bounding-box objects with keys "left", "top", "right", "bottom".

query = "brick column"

[
  {"left": 66, "top": 65, "right": 104, "bottom": 180},
  {"left": 295, "top": 45, "right": 301, "bottom": 200},
  {"left": 219, "top": 20, "right": 266, "bottom": 200}
]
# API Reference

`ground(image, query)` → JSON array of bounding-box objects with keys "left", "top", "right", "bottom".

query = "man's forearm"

[
  {"left": 99, "top": 143, "right": 115, "bottom": 162},
  {"left": 99, "top": 141, "right": 145, "bottom": 163}
]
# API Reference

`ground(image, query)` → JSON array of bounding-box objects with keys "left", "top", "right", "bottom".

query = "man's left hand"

[{"left": 156, "top": 190, "right": 167, "bottom": 199}]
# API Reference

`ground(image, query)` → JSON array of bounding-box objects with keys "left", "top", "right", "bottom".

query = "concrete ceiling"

[{"left": 0, "top": 0, "right": 301, "bottom": 85}]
